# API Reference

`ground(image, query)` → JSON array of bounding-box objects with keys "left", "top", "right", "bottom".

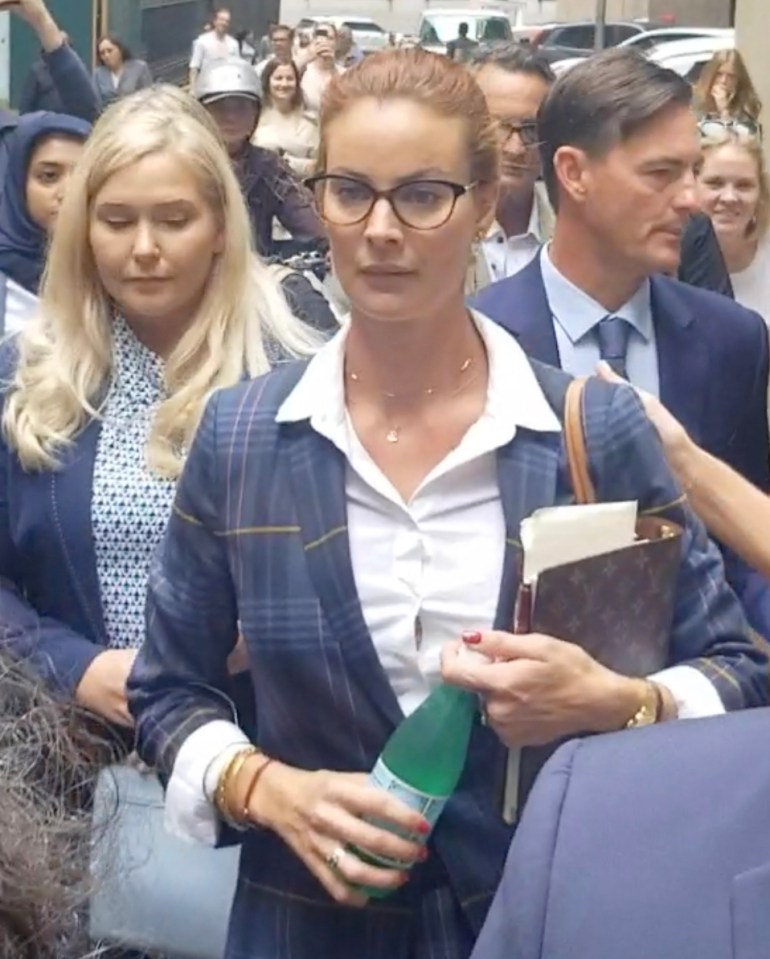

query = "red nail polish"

[
  {"left": 462, "top": 631, "right": 482, "bottom": 645},
  {"left": 418, "top": 846, "right": 429, "bottom": 861},
  {"left": 417, "top": 820, "right": 431, "bottom": 835}
]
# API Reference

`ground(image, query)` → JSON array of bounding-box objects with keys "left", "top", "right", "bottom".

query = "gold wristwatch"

[{"left": 625, "top": 681, "right": 662, "bottom": 729}]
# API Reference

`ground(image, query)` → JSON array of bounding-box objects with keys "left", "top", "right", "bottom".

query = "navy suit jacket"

[
  {"left": 129, "top": 360, "right": 767, "bottom": 959},
  {"left": 471, "top": 258, "right": 770, "bottom": 637},
  {"left": 471, "top": 708, "right": 770, "bottom": 959}
]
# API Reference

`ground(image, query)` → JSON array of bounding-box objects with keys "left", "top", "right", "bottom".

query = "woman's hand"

[
  {"left": 712, "top": 84, "right": 730, "bottom": 117},
  {"left": 441, "top": 634, "right": 646, "bottom": 746},
  {"left": 74, "top": 648, "right": 137, "bottom": 727},
  {"left": 596, "top": 361, "right": 694, "bottom": 467},
  {"left": 246, "top": 763, "right": 429, "bottom": 905}
]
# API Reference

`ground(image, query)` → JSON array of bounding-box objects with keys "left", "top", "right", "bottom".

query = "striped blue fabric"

[{"left": 129, "top": 358, "right": 769, "bottom": 959}]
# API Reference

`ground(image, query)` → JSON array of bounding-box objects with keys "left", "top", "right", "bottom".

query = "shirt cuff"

[
  {"left": 165, "top": 719, "right": 250, "bottom": 847},
  {"left": 649, "top": 663, "right": 726, "bottom": 719}
]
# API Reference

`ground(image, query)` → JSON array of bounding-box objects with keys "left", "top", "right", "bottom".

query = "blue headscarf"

[{"left": 0, "top": 111, "right": 91, "bottom": 294}]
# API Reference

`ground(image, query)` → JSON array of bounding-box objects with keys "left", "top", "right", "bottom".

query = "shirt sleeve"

[
  {"left": 164, "top": 719, "right": 251, "bottom": 846},
  {"left": 649, "top": 664, "right": 726, "bottom": 719},
  {"left": 189, "top": 37, "right": 203, "bottom": 70}
]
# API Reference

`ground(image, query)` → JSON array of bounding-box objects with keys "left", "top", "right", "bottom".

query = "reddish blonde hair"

[{"left": 317, "top": 48, "right": 500, "bottom": 186}]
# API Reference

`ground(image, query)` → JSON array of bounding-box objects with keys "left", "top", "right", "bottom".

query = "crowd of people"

[{"left": 3, "top": 3, "right": 770, "bottom": 958}]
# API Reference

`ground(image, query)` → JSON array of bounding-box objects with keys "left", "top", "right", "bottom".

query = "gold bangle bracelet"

[
  {"left": 241, "top": 756, "right": 276, "bottom": 824},
  {"left": 215, "top": 746, "right": 258, "bottom": 824}
]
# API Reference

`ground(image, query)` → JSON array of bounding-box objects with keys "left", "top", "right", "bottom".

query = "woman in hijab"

[{"left": 0, "top": 111, "right": 90, "bottom": 336}]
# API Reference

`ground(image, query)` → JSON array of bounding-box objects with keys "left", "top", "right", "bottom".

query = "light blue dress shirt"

[{"left": 540, "top": 245, "right": 660, "bottom": 397}]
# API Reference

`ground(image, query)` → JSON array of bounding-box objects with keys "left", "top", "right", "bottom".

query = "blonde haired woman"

[
  {"left": 694, "top": 49, "right": 762, "bottom": 130},
  {"left": 0, "top": 84, "right": 318, "bottom": 728},
  {"left": 697, "top": 126, "right": 770, "bottom": 318}
]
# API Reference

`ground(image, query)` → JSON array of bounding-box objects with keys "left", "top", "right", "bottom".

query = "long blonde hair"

[
  {"left": 3, "top": 85, "right": 319, "bottom": 478},
  {"left": 694, "top": 49, "right": 762, "bottom": 123}
]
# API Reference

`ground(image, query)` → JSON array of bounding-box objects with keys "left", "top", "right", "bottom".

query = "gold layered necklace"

[{"left": 347, "top": 356, "right": 477, "bottom": 444}]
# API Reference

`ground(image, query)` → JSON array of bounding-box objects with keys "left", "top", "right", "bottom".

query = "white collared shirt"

[
  {"left": 540, "top": 245, "right": 661, "bottom": 397},
  {"left": 164, "top": 313, "right": 722, "bottom": 846},
  {"left": 276, "top": 314, "right": 561, "bottom": 713},
  {"left": 481, "top": 198, "right": 543, "bottom": 283}
]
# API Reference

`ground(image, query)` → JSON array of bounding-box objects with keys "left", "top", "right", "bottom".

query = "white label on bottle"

[{"left": 364, "top": 758, "right": 449, "bottom": 869}]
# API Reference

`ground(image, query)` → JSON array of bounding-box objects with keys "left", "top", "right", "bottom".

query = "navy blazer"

[
  {"left": 471, "top": 708, "right": 770, "bottom": 959},
  {"left": 471, "top": 258, "right": 770, "bottom": 637},
  {"left": 0, "top": 342, "right": 254, "bottom": 729},
  {"left": 129, "top": 359, "right": 767, "bottom": 959}
]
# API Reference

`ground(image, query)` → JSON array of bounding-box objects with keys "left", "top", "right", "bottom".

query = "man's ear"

[{"left": 552, "top": 145, "right": 591, "bottom": 205}]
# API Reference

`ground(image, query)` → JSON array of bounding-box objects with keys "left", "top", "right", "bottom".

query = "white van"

[{"left": 418, "top": 6, "right": 517, "bottom": 56}]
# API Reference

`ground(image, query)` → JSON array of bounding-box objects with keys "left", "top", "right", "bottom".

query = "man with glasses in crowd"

[
  {"left": 256, "top": 24, "right": 295, "bottom": 79},
  {"left": 467, "top": 46, "right": 555, "bottom": 293}
]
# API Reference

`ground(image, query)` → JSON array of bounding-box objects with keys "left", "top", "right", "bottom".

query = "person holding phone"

[{"left": 301, "top": 25, "right": 345, "bottom": 116}]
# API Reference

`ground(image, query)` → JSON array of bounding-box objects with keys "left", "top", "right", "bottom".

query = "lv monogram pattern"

[{"left": 532, "top": 517, "right": 682, "bottom": 676}]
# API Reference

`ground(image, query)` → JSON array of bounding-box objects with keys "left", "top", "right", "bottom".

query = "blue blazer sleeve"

[
  {"left": 717, "top": 312, "right": 770, "bottom": 640},
  {"left": 592, "top": 380, "right": 770, "bottom": 710},
  {"left": 0, "top": 363, "right": 103, "bottom": 694},
  {"left": 470, "top": 740, "right": 581, "bottom": 959},
  {"left": 43, "top": 43, "right": 100, "bottom": 121},
  {"left": 128, "top": 391, "right": 241, "bottom": 773}
]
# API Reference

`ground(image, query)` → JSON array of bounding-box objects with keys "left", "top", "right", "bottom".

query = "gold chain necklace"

[{"left": 347, "top": 357, "right": 476, "bottom": 444}]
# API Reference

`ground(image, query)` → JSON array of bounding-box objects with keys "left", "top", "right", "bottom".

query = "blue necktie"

[{"left": 596, "top": 316, "right": 631, "bottom": 379}]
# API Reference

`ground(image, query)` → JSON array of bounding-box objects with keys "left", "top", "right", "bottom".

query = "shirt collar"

[
  {"left": 111, "top": 314, "right": 166, "bottom": 402},
  {"left": 540, "top": 244, "right": 653, "bottom": 346},
  {"left": 486, "top": 190, "right": 542, "bottom": 245},
  {"left": 276, "top": 311, "right": 561, "bottom": 440}
]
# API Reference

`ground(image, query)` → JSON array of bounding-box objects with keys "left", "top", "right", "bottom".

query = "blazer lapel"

[
  {"left": 50, "top": 418, "right": 107, "bottom": 640},
  {"left": 284, "top": 423, "right": 403, "bottom": 730},
  {"left": 492, "top": 428, "right": 561, "bottom": 630},
  {"left": 651, "top": 276, "right": 708, "bottom": 447},
  {"left": 491, "top": 257, "right": 562, "bottom": 368}
]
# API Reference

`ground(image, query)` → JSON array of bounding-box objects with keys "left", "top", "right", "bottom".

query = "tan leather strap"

[{"left": 564, "top": 377, "right": 596, "bottom": 505}]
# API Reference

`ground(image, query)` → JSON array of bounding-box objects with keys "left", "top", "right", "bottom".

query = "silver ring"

[{"left": 325, "top": 845, "right": 345, "bottom": 872}]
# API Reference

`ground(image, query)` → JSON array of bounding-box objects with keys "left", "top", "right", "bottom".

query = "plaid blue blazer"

[{"left": 129, "top": 359, "right": 769, "bottom": 959}]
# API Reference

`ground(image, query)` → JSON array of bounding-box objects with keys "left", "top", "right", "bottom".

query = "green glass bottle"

[{"left": 356, "top": 683, "right": 478, "bottom": 898}]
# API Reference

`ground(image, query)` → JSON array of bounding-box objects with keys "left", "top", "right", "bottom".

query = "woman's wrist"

[
  {"left": 666, "top": 429, "right": 702, "bottom": 494},
  {"left": 241, "top": 755, "right": 291, "bottom": 830}
]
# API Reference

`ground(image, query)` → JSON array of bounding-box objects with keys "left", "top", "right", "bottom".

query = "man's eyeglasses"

[
  {"left": 698, "top": 117, "right": 762, "bottom": 141},
  {"left": 305, "top": 175, "right": 477, "bottom": 230},
  {"left": 496, "top": 119, "right": 542, "bottom": 148}
]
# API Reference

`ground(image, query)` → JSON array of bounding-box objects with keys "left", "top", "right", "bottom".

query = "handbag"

[
  {"left": 89, "top": 763, "right": 240, "bottom": 959},
  {"left": 505, "top": 377, "right": 685, "bottom": 819}
]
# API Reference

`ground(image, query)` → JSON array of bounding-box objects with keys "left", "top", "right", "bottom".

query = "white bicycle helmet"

[{"left": 195, "top": 58, "right": 261, "bottom": 105}]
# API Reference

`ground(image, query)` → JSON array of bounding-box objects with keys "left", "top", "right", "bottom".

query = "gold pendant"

[{"left": 386, "top": 428, "right": 399, "bottom": 443}]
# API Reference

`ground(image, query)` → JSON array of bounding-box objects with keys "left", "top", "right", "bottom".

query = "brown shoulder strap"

[{"left": 564, "top": 377, "right": 597, "bottom": 505}]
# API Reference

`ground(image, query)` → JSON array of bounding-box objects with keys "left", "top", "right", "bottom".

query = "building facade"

[{"left": 555, "top": 0, "right": 731, "bottom": 26}]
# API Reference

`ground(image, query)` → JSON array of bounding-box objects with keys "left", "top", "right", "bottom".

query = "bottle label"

[{"left": 363, "top": 758, "right": 449, "bottom": 869}]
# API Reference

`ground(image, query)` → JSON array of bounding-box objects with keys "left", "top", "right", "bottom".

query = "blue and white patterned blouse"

[{"left": 91, "top": 317, "right": 175, "bottom": 649}]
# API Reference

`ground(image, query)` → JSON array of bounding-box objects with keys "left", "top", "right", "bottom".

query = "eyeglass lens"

[
  {"left": 317, "top": 177, "right": 462, "bottom": 229},
  {"left": 500, "top": 121, "right": 540, "bottom": 146}
]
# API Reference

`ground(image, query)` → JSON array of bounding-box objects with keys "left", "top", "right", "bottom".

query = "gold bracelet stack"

[{"left": 214, "top": 745, "right": 259, "bottom": 827}]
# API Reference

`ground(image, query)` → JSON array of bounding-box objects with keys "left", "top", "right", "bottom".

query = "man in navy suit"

[
  {"left": 471, "top": 48, "right": 770, "bottom": 636},
  {"left": 470, "top": 708, "right": 770, "bottom": 959}
]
